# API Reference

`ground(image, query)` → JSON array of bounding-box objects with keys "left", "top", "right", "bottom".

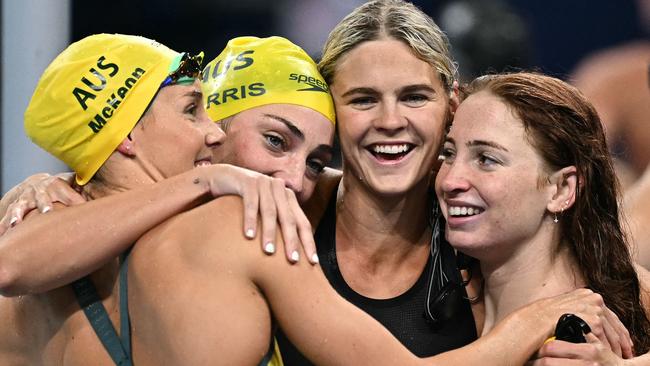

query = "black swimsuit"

[{"left": 276, "top": 191, "right": 477, "bottom": 365}]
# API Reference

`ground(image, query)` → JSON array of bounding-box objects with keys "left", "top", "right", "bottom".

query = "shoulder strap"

[{"left": 71, "top": 253, "right": 132, "bottom": 366}]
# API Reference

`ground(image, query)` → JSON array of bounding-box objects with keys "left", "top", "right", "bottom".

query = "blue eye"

[
  {"left": 265, "top": 134, "right": 286, "bottom": 150},
  {"left": 349, "top": 96, "right": 376, "bottom": 108},
  {"left": 402, "top": 94, "right": 428, "bottom": 107}
]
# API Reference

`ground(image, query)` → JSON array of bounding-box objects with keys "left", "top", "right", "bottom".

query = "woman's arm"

[
  {"left": 129, "top": 196, "right": 619, "bottom": 366},
  {"left": 531, "top": 333, "right": 650, "bottom": 366},
  {"left": 0, "top": 173, "right": 83, "bottom": 234},
  {"left": 0, "top": 164, "right": 315, "bottom": 296}
]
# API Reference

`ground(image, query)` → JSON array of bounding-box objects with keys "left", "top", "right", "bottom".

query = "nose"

[
  {"left": 274, "top": 160, "right": 305, "bottom": 199},
  {"left": 205, "top": 121, "right": 226, "bottom": 148},
  {"left": 373, "top": 102, "right": 407, "bottom": 132},
  {"left": 437, "top": 160, "right": 471, "bottom": 195}
]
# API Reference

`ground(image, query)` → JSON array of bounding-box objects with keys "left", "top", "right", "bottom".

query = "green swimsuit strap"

[{"left": 71, "top": 251, "right": 132, "bottom": 366}]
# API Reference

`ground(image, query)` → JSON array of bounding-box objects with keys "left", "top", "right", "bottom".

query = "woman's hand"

[
  {"left": 197, "top": 164, "right": 318, "bottom": 264},
  {"left": 529, "top": 333, "right": 632, "bottom": 366},
  {"left": 1, "top": 166, "right": 319, "bottom": 266},
  {"left": 0, "top": 172, "right": 84, "bottom": 235},
  {"left": 513, "top": 289, "right": 633, "bottom": 359}
]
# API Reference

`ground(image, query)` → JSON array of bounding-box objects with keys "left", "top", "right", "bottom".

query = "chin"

[
  {"left": 367, "top": 174, "right": 427, "bottom": 197},
  {"left": 445, "top": 232, "right": 486, "bottom": 257}
]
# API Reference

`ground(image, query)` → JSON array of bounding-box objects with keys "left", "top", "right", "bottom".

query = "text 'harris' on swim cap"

[
  {"left": 201, "top": 36, "right": 336, "bottom": 125},
  {"left": 24, "top": 33, "right": 195, "bottom": 185}
]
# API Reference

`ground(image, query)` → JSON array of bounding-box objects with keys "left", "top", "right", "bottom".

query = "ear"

[
  {"left": 116, "top": 136, "right": 136, "bottom": 157},
  {"left": 546, "top": 166, "right": 578, "bottom": 214},
  {"left": 449, "top": 80, "right": 460, "bottom": 116}
]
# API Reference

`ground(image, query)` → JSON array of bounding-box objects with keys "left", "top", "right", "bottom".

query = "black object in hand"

[{"left": 554, "top": 313, "right": 591, "bottom": 343}]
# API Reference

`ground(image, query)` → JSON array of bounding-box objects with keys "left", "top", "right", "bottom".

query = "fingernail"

[
  {"left": 10, "top": 217, "right": 17, "bottom": 227},
  {"left": 42, "top": 206, "right": 51, "bottom": 213},
  {"left": 245, "top": 229, "right": 255, "bottom": 239},
  {"left": 264, "top": 242, "right": 275, "bottom": 254},
  {"left": 291, "top": 251, "right": 300, "bottom": 262},
  {"left": 311, "top": 253, "right": 319, "bottom": 264}
]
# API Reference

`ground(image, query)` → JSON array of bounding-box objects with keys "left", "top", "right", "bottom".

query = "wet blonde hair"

[{"left": 319, "top": 0, "right": 456, "bottom": 91}]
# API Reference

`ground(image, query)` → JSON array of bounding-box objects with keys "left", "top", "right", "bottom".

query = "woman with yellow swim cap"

[
  {"left": 0, "top": 32, "right": 334, "bottom": 365},
  {"left": 0, "top": 35, "right": 335, "bottom": 286}
]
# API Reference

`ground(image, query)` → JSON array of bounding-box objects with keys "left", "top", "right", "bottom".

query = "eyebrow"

[
  {"left": 340, "top": 87, "right": 379, "bottom": 98},
  {"left": 445, "top": 137, "right": 509, "bottom": 152},
  {"left": 340, "top": 83, "right": 439, "bottom": 98},
  {"left": 182, "top": 90, "right": 202, "bottom": 99},
  {"left": 263, "top": 114, "right": 305, "bottom": 141},
  {"left": 467, "top": 139, "right": 509, "bottom": 152},
  {"left": 313, "top": 144, "right": 334, "bottom": 158},
  {"left": 401, "top": 84, "right": 438, "bottom": 95}
]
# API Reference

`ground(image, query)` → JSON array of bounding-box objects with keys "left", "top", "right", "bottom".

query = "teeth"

[
  {"left": 448, "top": 206, "right": 481, "bottom": 217},
  {"left": 195, "top": 160, "right": 211, "bottom": 167},
  {"left": 372, "top": 144, "right": 410, "bottom": 154}
]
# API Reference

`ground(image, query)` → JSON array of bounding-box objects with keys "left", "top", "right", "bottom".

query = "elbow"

[{"left": 0, "top": 261, "right": 22, "bottom": 297}]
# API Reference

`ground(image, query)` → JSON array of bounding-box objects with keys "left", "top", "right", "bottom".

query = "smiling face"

[
  {"left": 130, "top": 81, "right": 225, "bottom": 179},
  {"left": 213, "top": 103, "right": 334, "bottom": 204},
  {"left": 331, "top": 38, "right": 454, "bottom": 196},
  {"left": 435, "top": 91, "right": 556, "bottom": 262}
]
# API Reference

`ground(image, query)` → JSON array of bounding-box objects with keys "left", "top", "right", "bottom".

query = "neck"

[
  {"left": 81, "top": 156, "right": 159, "bottom": 200},
  {"left": 335, "top": 171, "right": 432, "bottom": 267},
  {"left": 333, "top": 173, "right": 433, "bottom": 298},
  {"left": 77, "top": 155, "right": 162, "bottom": 290},
  {"left": 479, "top": 230, "right": 585, "bottom": 334}
]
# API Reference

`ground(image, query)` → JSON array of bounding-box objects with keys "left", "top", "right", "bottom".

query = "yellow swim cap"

[
  {"left": 24, "top": 33, "right": 187, "bottom": 185},
  {"left": 201, "top": 36, "right": 335, "bottom": 125}
]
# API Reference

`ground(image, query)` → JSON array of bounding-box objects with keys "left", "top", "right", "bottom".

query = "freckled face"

[{"left": 435, "top": 91, "right": 553, "bottom": 262}]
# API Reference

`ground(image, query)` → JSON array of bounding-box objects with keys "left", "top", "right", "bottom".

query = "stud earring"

[{"left": 561, "top": 201, "right": 568, "bottom": 213}]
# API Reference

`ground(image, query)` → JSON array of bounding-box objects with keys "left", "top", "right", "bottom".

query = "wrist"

[{"left": 504, "top": 302, "right": 554, "bottom": 349}]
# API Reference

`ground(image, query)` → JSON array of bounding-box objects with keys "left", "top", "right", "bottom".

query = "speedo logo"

[{"left": 289, "top": 73, "right": 328, "bottom": 93}]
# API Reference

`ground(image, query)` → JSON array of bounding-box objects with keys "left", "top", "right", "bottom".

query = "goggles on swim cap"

[
  {"left": 24, "top": 33, "right": 203, "bottom": 185},
  {"left": 201, "top": 36, "right": 335, "bottom": 125},
  {"left": 162, "top": 52, "right": 204, "bottom": 87}
]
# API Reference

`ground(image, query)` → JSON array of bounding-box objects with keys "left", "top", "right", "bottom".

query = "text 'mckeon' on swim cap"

[
  {"left": 24, "top": 33, "right": 193, "bottom": 185},
  {"left": 201, "top": 36, "right": 336, "bottom": 125}
]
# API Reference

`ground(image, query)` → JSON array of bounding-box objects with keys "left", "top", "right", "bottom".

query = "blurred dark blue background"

[{"left": 72, "top": 0, "right": 649, "bottom": 80}]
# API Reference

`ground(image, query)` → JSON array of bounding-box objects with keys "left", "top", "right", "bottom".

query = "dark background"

[{"left": 71, "top": 0, "right": 648, "bottom": 81}]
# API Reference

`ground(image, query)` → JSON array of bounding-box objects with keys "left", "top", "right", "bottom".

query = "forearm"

[
  {"left": 262, "top": 265, "right": 423, "bottom": 366},
  {"left": 0, "top": 183, "right": 24, "bottom": 219},
  {"left": 0, "top": 169, "right": 211, "bottom": 296},
  {"left": 428, "top": 309, "right": 550, "bottom": 365},
  {"left": 627, "top": 353, "right": 650, "bottom": 365}
]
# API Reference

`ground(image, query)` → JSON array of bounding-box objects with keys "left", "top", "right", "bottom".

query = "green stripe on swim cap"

[
  {"left": 201, "top": 36, "right": 335, "bottom": 125},
  {"left": 162, "top": 52, "right": 204, "bottom": 87},
  {"left": 24, "top": 33, "right": 180, "bottom": 186}
]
